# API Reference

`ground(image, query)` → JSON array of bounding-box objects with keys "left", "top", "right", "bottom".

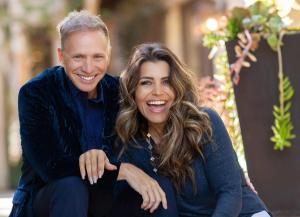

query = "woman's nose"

[{"left": 152, "top": 83, "right": 163, "bottom": 95}]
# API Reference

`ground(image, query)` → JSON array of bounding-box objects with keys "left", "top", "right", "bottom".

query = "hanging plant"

[
  {"left": 203, "top": 0, "right": 297, "bottom": 150},
  {"left": 271, "top": 31, "right": 295, "bottom": 150}
]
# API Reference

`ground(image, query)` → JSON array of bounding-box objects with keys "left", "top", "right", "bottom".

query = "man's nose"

[{"left": 82, "top": 58, "right": 93, "bottom": 73}]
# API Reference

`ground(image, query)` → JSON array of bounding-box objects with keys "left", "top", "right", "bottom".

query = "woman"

[{"left": 115, "top": 43, "right": 271, "bottom": 217}]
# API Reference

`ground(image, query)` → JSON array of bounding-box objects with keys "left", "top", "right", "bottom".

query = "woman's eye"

[
  {"left": 140, "top": 80, "right": 151, "bottom": 85},
  {"left": 162, "top": 79, "right": 171, "bottom": 85}
]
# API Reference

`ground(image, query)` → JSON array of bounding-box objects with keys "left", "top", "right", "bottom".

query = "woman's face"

[{"left": 135, "top": 60, "right": 176, "bottom": 131}]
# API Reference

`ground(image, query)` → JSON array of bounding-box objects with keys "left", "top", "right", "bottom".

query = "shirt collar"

[{"left": 66, "top": 73, "right": 104, "bottom": 103}]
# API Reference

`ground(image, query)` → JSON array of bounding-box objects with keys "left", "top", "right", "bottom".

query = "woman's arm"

[
  {"left": 116, "top": 146, "right": 178, "bottom": 216},
  {"left": 203, "top": 108, "right": 242, "bottom": 217}
]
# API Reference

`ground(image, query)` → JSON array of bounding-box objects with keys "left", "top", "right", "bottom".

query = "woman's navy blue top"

[{"left": 119, "top": 108, "right": 270, "bottom": 217}]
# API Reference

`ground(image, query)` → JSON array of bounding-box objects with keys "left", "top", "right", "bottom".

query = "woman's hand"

[
  {"left": 245, "top": 176, "right": 258, "bottom": 194},
  {"left": 117, "top": 163, "right": 167, "bottom": 213},
  {"left": 79, "top": 149, "right": 117, "bottom": 184}
]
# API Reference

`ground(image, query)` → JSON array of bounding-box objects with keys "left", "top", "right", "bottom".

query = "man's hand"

[
  {"left": 79, "top": 149, "right": 117, "bottom": 185},
  {"left": 117, "top": 163, "right": 167, "bottom": 213}
]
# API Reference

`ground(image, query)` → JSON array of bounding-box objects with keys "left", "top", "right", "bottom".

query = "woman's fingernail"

[{"left": 93, "top": 176, "right": 98, "bottom": 183}]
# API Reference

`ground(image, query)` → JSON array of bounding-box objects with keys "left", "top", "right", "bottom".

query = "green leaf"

[
  {"left": 251, "top": 15, "right": 267, "bottom": 26},
  {"left": 275, "top": 119, "right": 280, "bottom": 129},
  {"left": 284, "top": 102, "right": 292, "bottom": 112},
  {"left": 271, "top": 73, "right": 295, "bottom": 151},
  {"left": 202, "top": 33, "right": 227, "bottom": 48},
  {"left": 283, "top": 80, "right": 290, "bottom": 90},
  {"left": 231, "top": 7, "right": 250, "bottom": 22},
  {"left": 284, "top": 88, "right": 294, "bottom": 101},
  {"left": 267, "top": 33, "right": 278, "bottom": 51},
  {"left": 266, "top": 15, "right": 284, "bottom": 33},
  {"left": 273, "top": 110, "right": 280, "bottom": 119},
  {"left": 273, "top": 105, "right": 280, "bottom": 113},
  {"left": 283, "top": 76, "right": 290, "bottom": 84},
  {"left": 226, "top": 19, "right": 243, "bottom": 39},
  {"left": 271, "top": 126, "right": 278, "bottom": 135},
  {"left": 249, "top": 1, "right": 270, "bottom": 17},
  {"left": 283, "top": 76, "right": 289, "bottom": 84},
  {"left": 283, "top": 112, "right": 291, "bottom": 120}
]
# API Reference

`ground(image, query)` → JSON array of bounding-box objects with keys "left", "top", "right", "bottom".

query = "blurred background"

[{"left": 1, "top": 0, "right": 300, "bottom": 216}]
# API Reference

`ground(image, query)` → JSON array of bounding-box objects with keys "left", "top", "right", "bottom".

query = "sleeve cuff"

[{"left": 96, "top": 160, "right": 121, "bottom": 189}]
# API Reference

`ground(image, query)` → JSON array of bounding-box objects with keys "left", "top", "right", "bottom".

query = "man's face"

[{"left": 58, "top": 30, "right": 110, "bottom": 99}]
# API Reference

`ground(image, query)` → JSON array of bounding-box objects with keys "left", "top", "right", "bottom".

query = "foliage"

[
  {"left": 203, "top": 1, "right": 285, "bottom": 50},
  {"left": 212, "top": 50, "right": 244, "bottom": 159},
  {"left": 271, "top": 32, "right": 296, "bottom": 150},
  {"left": 203, "top": 0, "right": 296, "bottom": 151},
  {"left": 198, "top": 49, "right": 244, "bottom": 164},
  {"left": 202, "top": 32, "right": 227, "bottom": 49},
  {"left": 271, "top": 76, "right": 295, "bottom": 150}
]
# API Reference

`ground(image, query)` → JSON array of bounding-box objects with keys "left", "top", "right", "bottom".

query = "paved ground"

[
  {"left": 0, "top": 191, "right": 13, "bottom": 217},
  {"left": 1, "top": 190, "right": 300, "bottom": 217}
]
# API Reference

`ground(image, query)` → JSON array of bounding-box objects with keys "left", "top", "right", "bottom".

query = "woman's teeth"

[{"left": 147, "top": 100, "right": 166, "bottom": 106}]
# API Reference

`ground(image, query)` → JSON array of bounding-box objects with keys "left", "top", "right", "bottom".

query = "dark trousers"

[
  {"left": 111, "top": 176, "right": 178, "bottom": 217},
  {"left": 33, "top": 176, "right": 113, "bottom": 217}
]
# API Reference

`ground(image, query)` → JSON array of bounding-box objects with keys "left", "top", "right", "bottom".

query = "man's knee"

[
  {"left": 52, "top": 176, "right": 88, "bottom": 199},
  {"left": 34, "top": 176, "right": 89, "bottom": 217}
]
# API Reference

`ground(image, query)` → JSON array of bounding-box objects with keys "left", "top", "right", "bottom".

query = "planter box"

[{"left": 226, "top": 32, "right": 300, "bottom": 216}]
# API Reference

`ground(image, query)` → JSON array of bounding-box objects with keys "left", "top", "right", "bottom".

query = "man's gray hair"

[{"left": 57, "top": 10, "right": 110, "bottom": 49}]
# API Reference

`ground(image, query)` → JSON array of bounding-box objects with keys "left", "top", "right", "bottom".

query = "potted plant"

[{"left": 203, "top": 1, "right": 300, "bottom": 216}]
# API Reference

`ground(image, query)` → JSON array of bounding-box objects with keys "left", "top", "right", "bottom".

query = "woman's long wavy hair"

[{"left": 116, "top": 43, "right": 212, "bottom": 192}]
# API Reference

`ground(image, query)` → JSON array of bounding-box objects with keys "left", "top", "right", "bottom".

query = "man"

[{"left": 9, "top": 10, "right": 166, "bottom": 217}]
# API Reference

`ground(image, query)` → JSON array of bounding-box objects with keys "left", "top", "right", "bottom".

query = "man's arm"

[{"left": 19, "top": 84, "right": 80, "bottom": 182}]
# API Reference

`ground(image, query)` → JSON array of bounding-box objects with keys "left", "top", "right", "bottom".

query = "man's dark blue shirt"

[{"left": 67, "top": 77, "right": 105, "bottom": 152}]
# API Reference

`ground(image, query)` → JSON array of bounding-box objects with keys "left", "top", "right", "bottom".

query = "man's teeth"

[
  {"left": 79, "top": 75, "right": 95, "bottom": 81},
  {"left": 148, "top": 100, "right": 166, "bottom": 105}
]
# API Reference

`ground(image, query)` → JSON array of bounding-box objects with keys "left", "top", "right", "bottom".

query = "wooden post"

[
  {"left": 84, "top": 0, "right": 102, "bottom": 14},
  {"left": 0, "top": 27, "right": 9, "bottom": 190},
  {"left": 164, "top": 5, "right": 184, "bottom": 60}
]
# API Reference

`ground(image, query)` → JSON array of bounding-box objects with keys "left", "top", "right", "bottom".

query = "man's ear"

[
  {"left": 57, "top": 48, "right": 64, "bottom": 65},
  {"left": 106, "top": 45, "right": 112, "bottom": 64}
]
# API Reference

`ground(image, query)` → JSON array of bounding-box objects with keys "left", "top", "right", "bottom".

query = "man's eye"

[
  {"left": 73, "top": 56, "right": 83, "bottom": 60},
  {"left": 95, "top": 55, "right": 104, "bottom": 59},
  {"left": 94, "top": 57, "right": 105, "bottom": 62}
]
